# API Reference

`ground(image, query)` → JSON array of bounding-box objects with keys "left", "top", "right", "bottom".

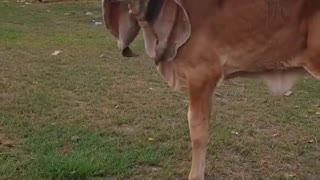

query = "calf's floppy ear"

[
  {"left": 135, "top": 0, "right": 191, "bottom": 62},
  {"left": 102, "top": 0, "right": 140, "bottom": 57}
]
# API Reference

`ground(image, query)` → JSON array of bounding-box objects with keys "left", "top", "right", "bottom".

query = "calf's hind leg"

[{"left": 304, "top": 12, "right": 320, "bottom": 79}]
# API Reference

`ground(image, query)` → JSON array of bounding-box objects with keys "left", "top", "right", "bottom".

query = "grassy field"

[{"left": 0, "top": 1, "right": 319, "bottom": 179}]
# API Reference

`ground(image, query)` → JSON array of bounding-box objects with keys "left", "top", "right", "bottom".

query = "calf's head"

[{"left": 103, "top": 0, "right": 191, "bottom": 63}]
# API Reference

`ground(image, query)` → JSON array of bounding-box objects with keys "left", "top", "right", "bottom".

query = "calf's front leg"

[{"left": 187, "top": 72, "right": 220, "bottom": 180}]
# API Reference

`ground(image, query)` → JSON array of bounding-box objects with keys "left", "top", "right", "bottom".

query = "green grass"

[{"left": 0, "top": 1, "right": 319, "bottom": 179}]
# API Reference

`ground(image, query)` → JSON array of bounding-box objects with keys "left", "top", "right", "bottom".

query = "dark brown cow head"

[{"left": 103, "top": 0, "right": 191, "bottom": 63}]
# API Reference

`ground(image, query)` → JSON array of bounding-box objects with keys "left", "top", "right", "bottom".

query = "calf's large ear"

[
  {"left": 138, "top": 0, "right": 191, "bottom": 62},
  {"left": 102, "top": 0, "right": 140, "bottom": 57}
]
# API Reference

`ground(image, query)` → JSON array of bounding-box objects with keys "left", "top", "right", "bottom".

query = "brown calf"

[{"left": 103, "top": 0, "right": 320, "bottom": 179}]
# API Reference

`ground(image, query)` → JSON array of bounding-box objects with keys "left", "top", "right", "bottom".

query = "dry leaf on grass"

[
  {"left": 94, "top": 21, "right": 102, "bottom": 25},
  {"left": 308, "top": 139, "right": 314, "bottom": 143},
  {"left": 284, "top": 90, "right": 293, "bottom": 97},
  {"left": 51, "top": 50, "right": 62, "bottom": 56},
  {"left": 231, "top": 130, "right": 239, "bottom": 135},
  {"left": 85, "top": 12, "right": 93, "bottom": 16}
]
